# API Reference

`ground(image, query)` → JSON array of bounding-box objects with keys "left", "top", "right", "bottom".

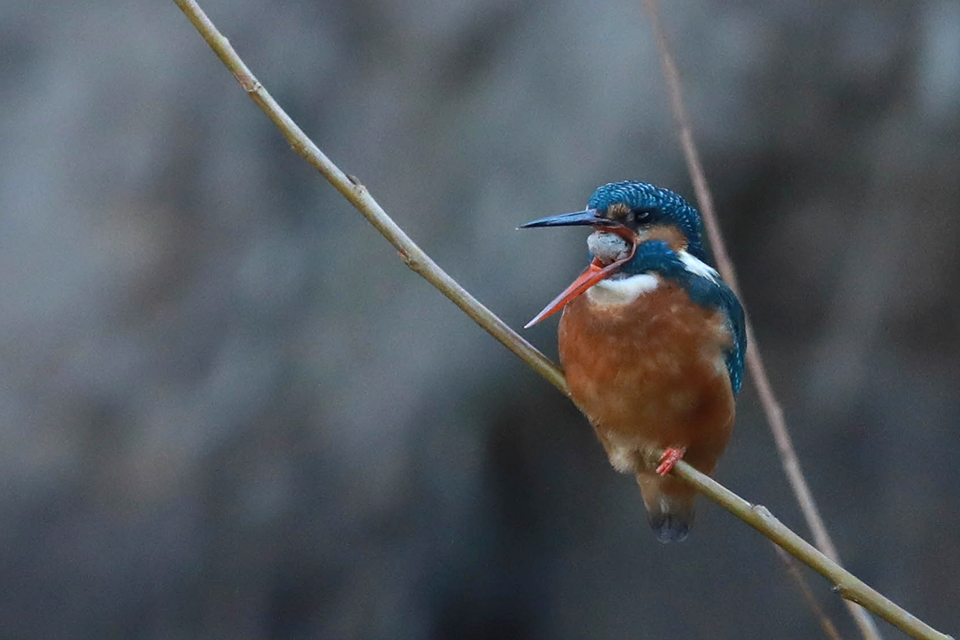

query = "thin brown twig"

[
  {"left": 775, "top": 545, "right": 845, "bottom": 640},
  {"left": 639, "top": 0, "right": 846, "bottom": 635},
  {"left": 169, "top": 3, "right": 953, "bottom": 640},
  {"left": 639, "top": 1, "right": 883, "bottom": 639}
]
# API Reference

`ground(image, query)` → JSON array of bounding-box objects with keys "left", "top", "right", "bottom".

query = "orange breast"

[{"left": 558, "top": 280, "right": 736, "bottom": 475}]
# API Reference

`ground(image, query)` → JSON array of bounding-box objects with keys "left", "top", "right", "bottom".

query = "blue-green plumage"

[{"left": 588, "top": 181, "right": 707, "bottom": 260}]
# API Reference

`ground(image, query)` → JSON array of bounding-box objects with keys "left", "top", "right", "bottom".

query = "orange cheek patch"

[{"left": 643, "top": 224, "right": 688, "bottom": 252}]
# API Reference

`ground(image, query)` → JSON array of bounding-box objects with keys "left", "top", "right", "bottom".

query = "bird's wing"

[{"left": 631, "top": 241, "right": 748, "bottom": 394}]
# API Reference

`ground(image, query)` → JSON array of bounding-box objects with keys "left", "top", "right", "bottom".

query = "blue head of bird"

[{"left": 520, "top": 181, "right": 707, "bottom": 327}]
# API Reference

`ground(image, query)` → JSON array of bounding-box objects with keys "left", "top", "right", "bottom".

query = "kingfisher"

[{"left": 521, "top": 181, "right": 745, "bottom": 542}]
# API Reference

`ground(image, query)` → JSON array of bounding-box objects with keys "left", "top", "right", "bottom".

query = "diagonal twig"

[
  {"left": 169, "top": 3, "right": 953, "bottom": 640},
  {"left": 639, "top": 1, "right": 883, "bottom": 639},
  {"left": 170, "top": 0, "right": 567, "bottom": 399},
  {"left": 774, "top": 545, "right": 845, "bottom": 640}
]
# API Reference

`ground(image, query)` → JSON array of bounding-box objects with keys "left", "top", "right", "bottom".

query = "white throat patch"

[{"left": 587, "top": 273, "right": 659, "bottom": 307}]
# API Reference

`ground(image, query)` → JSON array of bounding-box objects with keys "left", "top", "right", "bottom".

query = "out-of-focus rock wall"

[{"left": 0, "top": 0, "right": 957, "bottom": 638}]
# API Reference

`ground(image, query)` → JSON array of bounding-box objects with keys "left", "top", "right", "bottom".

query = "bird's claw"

[{"left": 656, "top": 447, "right": 686, "bottom": 476}]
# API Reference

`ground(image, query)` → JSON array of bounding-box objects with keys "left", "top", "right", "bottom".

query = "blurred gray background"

[{"left": 1, "top": 0, "right": 958, "bottom": 638}]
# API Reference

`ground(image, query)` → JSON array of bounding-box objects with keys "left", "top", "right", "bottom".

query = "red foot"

[{"left": 656, "top": 447, "right": 686, "bottom": 476}]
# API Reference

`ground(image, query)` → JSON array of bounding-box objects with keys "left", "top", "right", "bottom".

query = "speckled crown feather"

[{"left": 587, "top": 181, "right": 705, "bottom": 259}]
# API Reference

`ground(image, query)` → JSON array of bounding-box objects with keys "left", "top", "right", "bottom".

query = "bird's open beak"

[{"left": 520, "top": 209, "right": 637, "bottom": 328}]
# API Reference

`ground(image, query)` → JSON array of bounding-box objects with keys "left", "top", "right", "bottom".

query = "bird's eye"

[{"left": 627, "top": 209, "right": 651, "bottom": 224}]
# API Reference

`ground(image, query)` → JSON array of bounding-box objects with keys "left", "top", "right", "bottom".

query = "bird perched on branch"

[{"left": 521, "top": 181, "right": 745, "bottom": 542}]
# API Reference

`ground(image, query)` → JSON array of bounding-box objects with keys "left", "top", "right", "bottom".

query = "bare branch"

[
  {"left": 774, "top": 545, "right": 845, "bottom": 640},
  {"left": 169, "top": 0, "right": 567, "bottom": 398},
  {"left": 666, "top": 458, "right": 951, "bottom": 640},
  {"left": 170, "top": 3, "right": 953, "bottom": 640}
]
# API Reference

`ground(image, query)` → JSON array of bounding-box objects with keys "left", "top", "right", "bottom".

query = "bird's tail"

[{"left": 636, "top": 472, "right": 695, "bottom": 543}]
